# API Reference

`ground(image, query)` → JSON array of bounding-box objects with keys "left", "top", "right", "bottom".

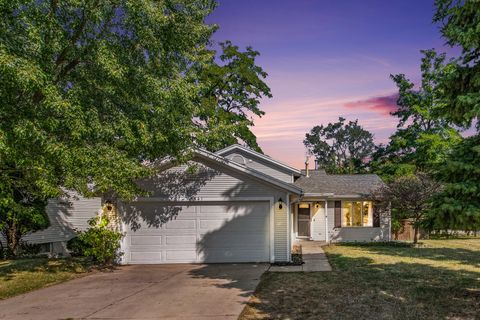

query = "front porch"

[
  {"left": 291, "top": 200, "right": 331, "bottom": 242},
  {"left": 290, "top": 198, "right": 386, "bottom": 244}
]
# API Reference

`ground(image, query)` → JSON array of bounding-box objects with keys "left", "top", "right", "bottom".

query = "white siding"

[
  {"left": 10, "top": 157, "right": 293, "bottom": 262},
  {"left": 222, "top": 150, "right": 293, "bottom": 183},
  {"left": 274, "top": 193, "right": 289, "bottom": 261},
  {"left": 133, "top": 158, "right": 291, "bottom": 262},
  {"left": 292, "top": 200, "right": 391, "bottom": 243},
  {"left": 22, "top": 193, "right": 101, "bottom": 244}
]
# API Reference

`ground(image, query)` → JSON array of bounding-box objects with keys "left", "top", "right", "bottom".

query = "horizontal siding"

[
  {"left": 22, "top": 194, "right": 101, "bottom": 244},
  {"left": 223, "top": 151, "right": 293, "bottom": 183},
  {"left": 135, "top": 158, "right": 290, "bottom": 262},
  {"left": 137, "top": 159, "right": 288, "bottom": 199},
  {"left": 274, "top": 192, "right": 289, "bottom": 262}
]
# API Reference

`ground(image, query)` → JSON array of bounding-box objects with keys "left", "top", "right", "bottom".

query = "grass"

[
  {"left": 0, "top": 257, "right": 92, "bottom": 299},
  {"left": 240, "top": 238, "right": 480, "bottom": 320}
]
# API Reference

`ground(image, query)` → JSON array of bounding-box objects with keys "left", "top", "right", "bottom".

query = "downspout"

[
  {"left": 325, "top": 200, "right": 329, "bottom": 243},
  {"left": 286, "top": 193, "right": 291, "bottom": 262}
]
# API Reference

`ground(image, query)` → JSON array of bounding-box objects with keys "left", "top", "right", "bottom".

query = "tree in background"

[
  {"left": 428, "top": 131, "right": 480, "bottom": 235},
  {"left": 433, "top": 0, "right": 480, "bottom": 129},
  {"left": 425, "top": 0, "right": 480, "bottom": 233},
  {"left": 371, "top": 50, "right": 462, "bottom": 180},
  {"left": 0, "top": 0, "right": 271, "bottom": 254},
  {"left": 374, "top": 173, "right": 442, "bottom": 244},
  {"left": 304, "top": 117, "right": 376, "bottom": 174},
  {"left": 195, "top": 41, "right": 271, "bottom": 153}
]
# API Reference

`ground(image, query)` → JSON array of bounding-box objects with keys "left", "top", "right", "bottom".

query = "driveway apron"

[{"left": 0, "top": 263, "right": 268, "bottom": 320}]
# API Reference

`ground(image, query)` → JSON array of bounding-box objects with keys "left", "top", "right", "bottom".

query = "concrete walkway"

[{"left": 269, "top": 241, "right": 332, "bottom": 272}]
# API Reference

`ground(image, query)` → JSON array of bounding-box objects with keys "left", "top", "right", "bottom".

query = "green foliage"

[
  {"left": 66, "top": 236, "right": 90, "bottom": 257},
  {"left": 374, "top": 173, "right": 442, "bottom": 243},
  {"left": 391, "top": 218, "right": 403, "bottom": 235},
  {"left": 304, "top": 117, "right": 376, "bottom": 173},
  {"left": 433, "top": 0, "right": 480, "bottom": 129},
  {"left": 76, "top": 215, "right": 123, "bottom": 265},
  {"left": 0, "top": 1, "right": 271, "bottom": 253},
  {"left": 0, "top": 181, "right": 49, "bottom": 255},
  {"left": 371, "top": 50, "right": 462, "bottom": 179},
  {"left": 428, "top": 135, "right": 480, "bottom": 232},
  {"left": 196, "top": 41, "right": 271, "bottom": 152}
]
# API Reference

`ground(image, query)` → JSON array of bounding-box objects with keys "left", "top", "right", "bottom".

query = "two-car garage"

[{"left": 121, "top": 201, "right": 271, "bottom": 264}]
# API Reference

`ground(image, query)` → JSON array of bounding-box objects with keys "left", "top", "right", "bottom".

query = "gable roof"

[
  {"left": 294, "top": 169, "right": 384, "bottom": 198},
  {"left": 215, "top": 144, "right": 302, "bottom": 176},
  {"left": 155, "top": 148, "right": 303, "bottom": 195}
]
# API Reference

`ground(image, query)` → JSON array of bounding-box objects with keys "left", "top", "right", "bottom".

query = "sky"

[{"left": 206, "top": 0, "right": 452, "bottom": 169}]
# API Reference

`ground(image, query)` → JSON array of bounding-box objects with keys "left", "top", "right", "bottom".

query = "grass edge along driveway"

[
  {"left": 240, "top": 238, "right": 480, "bottom": 320},
  {"left": 0, "top": 257, "right": 92, "bottom": 299}
]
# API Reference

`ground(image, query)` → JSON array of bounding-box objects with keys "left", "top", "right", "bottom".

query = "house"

[{"left": 20, "top": 144, "right": 391, "bottom": 264}]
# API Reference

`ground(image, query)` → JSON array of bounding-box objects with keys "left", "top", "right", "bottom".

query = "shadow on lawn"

[{"left": 241, "top": 252, "right": 480, "bottom": 320}]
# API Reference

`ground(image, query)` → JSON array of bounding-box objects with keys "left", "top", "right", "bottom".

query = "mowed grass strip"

[
  {"left": 0, "top": 258, "right": 92, "bottom": 299},
  {"left": 240, "top": 239, "right": 480, "bottom": 320}
]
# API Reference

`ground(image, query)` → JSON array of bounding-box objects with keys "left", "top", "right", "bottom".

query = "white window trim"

[{"left": 342, "top": 201, "right": 373, "bottom": 227}]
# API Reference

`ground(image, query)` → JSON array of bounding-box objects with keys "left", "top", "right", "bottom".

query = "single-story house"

[{"left": 17, "top": 144, "right": 390, "bottom": 264}]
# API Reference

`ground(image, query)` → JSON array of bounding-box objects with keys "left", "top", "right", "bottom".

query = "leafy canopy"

[
  {"left": 429, "top": 132, "right": 480, "bottom": 232},
  {"left": 419, "top": 0, "right": 480, "bottom": 232},
  {"left": 433, "top": 0, "right": 480, "bottom": 129},
  {"left": 0, "top": 0, "right": 271, "bottom": 252},
  {"left": 304, "top": 117, "right": 376, "bottom": 174},
  {"left": 371, "top": 50, "right": 462, "bottom": 179}
]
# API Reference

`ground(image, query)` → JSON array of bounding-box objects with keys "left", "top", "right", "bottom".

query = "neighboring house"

[{"left": 18, "top": 144, "right": 391, "bottom": 264}]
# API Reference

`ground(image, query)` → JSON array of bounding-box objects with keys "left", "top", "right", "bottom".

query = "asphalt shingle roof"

[{"left": 294, "top": 169, "right": 384, "bottom": 197}]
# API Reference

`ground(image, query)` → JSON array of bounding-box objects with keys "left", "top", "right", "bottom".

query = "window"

[
  {"left": 342, "top": 201, "right": 373, "bottom": 227},
  {"left": 343, "top": 202, "right": 352, "bottom": 226}
]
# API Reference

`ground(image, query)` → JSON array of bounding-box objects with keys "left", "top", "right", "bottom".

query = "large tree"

[
  {"left": 433, "top": 0, "right": 480, "bottom": 129},
  {"left": 371, "top": 50, "right": 462, "bottom": 179},
  {"left": 428, "top": 135, "right": 480, "bottom": 234},
  {"left": 195, "top": 41, "right": 271, "bottom": 152},
  {"left": 425, "top": 0, "right": 480, "bottom": 232},
  {"left": 304, "top": 117, "right": 376, "bottom": 174},
  {"left": 0, "top": 0, "right": 271, "bottom": 254}
]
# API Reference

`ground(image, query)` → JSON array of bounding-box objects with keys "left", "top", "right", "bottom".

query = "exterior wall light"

[{"left": 278, "top": 198, "right": 283, "bottom": 210}]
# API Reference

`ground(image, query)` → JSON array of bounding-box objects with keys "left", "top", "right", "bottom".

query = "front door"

[{"left": 297, "top": 205, "right": 311, "bottom": 237}]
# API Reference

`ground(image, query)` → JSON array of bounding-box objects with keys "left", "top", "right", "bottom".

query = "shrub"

[
  {"left": 19, "top": 242, "right": 42, "bottom": 256},
  {"left": 76, "top": 215, "right": 123, "bottom": 265},
  {"left": 67, "top": 236, "right": 91, "bottom": 257}
]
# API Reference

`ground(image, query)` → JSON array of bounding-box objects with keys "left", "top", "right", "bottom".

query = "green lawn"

[
  {"left": 0, "top": 258, "right": 92, "bottom": 299},
  {"left": 240, "top": 239, "right": 480, "bottom": 320}
]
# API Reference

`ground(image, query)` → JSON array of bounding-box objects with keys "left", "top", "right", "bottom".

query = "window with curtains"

[{"left": 342, "top": 201, "right": 373, "bottom": 227}]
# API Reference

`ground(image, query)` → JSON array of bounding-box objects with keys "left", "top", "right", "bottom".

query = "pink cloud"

[{"left": 344, "top": 93, "right": 399, "bottom": 116}]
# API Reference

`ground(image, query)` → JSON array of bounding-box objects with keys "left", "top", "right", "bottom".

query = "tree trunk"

[
  {"left": 6, "top": 222, "right": 20, "bottom": 256},
  {"left": 413, "top": 226, "right": 419, "bottom": 244}
]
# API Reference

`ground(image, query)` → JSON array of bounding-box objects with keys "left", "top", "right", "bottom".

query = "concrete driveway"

[{"left": 0, "top": 263, "right": 268, "bottom": 320}]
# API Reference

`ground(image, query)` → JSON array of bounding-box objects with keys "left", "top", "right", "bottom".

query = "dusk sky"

[{"left": 207, "top": 0, "right": 451, "bottom": 168}]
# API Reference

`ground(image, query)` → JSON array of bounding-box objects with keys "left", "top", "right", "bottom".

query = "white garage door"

[{"left": 122, "top": 201, "right": 270, "bottom": 264}]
